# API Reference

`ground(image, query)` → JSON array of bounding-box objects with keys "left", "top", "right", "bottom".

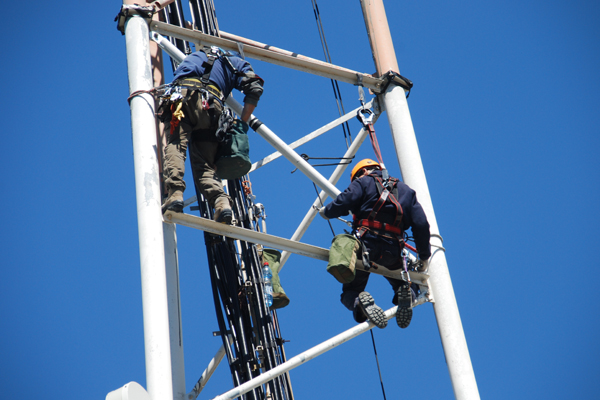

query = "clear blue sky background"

[{"left": 1, "top": 1, "right": 599, "bottom": 399}]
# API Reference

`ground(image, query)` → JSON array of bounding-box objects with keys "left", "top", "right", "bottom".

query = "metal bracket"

[
  {"left": 372, "top": 96, "right": 383, "bottom": 115},
  {"left": 356, "top": 73, "right": 366, "bottom": 107},
  {"left": 376, "top": 70, "right": 414, "bottom": 97},
  {"left": 115, "top": 4, "right": 155, "bottom": 35}
]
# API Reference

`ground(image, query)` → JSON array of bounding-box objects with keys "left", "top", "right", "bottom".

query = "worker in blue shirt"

[
  {"left": 319, "top": 159, "right": 431, "bottom": 329},
  {"left": 160, "top": 47, "right": 264, "bottom": 224}
]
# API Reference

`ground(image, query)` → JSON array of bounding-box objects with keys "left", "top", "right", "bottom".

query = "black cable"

[
  {"left": 312, "top": 183, "right": 336, "bottom": 237},
  {"left": 311, "top": 0, "right": 353, "bottom": 148},
  {"left": 370, "top": 330, "right": 388, "bottom": 400},
  {"left": 310, "top": 8, "right": 388, "bottom": 394}
]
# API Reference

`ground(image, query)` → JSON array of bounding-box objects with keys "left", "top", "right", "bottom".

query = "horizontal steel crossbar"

[
  {"left": 163, "top": 211, "right": 429, "bottom": 286},
  {"left": 209, "top": 305, "right": 406, "bottom": 400},
  {"left": 250, "top": 100, "right": 373, "bottom": 172},
  {"left": 150, "top": 21, "right": 384, "bottom": 91}
]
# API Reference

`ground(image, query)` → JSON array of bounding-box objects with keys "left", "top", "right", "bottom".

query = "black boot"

[
  {"left": 396, "top": 283, "right": 414, "bottom": 329},
  {"left": 356, "top": 292, "right": 387, "bottom": 329},
  {"left": 353, "top": 302, "right": 368, "bottom": 323},
  {"left": 162, "top": 188, "right": 184, "bottom": 214}
]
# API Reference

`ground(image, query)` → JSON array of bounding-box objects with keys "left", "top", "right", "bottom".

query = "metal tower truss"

[
  {"left": 115, "top": 0, "right": 479, "bottom": 399},
  {"left": 188, "top": 177, "right": 293, "bottom": 400}
]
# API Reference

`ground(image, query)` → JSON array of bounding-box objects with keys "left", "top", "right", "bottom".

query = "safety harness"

[
  {"left": 353, "top": 170, "right": 404, "bottom": 243},
  {"left": 157, "top": 46, "right": 264, "bottom": 135}
]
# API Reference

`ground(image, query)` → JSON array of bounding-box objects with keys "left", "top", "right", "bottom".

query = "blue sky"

[{"left": 1, "top": 1, "right": 599, "bottom": 399}]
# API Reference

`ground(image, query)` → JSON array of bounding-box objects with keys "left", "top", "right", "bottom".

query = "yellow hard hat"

[{"left": 351, "top": 159, "right": 380, "bottom": 181}]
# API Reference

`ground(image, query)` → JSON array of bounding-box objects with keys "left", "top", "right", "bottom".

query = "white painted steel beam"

[
  {"left": 163, "top": 211, "right": 429, "bottom": 286},
  {"left": 225, "top": 98, "right": 341, "bottom": 200},
  {"left": 209, "top": 305, "right": 399, "bottom": 400},
  {"left": 360, "top": 1, "right": 480, "bottom": 399},
  {"left": 151, "top": 31, "right": 185, "bottom": 64},
  {"left": 250, "top": 100, "right": 372, "bottom": 172},
  {"left": 163, "top": 223, "right": 185, "bottom": 400},
  {"left": 277, "top": 120, "right": 375, "bottom": 271},
  {"left": 187, "top": 345, "right": 226, "bottom": 400},
  {"left": 151, "top": 32, "right": 341, "bottom": 200},
  {"left": 123, "top": 12, "right": 174, "bottom": 400},
  {"left": 150, "top": 21, "right": 384, "bottom": 91}
]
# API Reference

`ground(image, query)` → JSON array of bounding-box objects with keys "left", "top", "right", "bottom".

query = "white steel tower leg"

[
  {"left": 123, "top": 12, "right": 174, "bottom": 400},
  {"left": 360, "top": 1, "right": 480, "bottom": 399},
  {"left": 163, "top": 223, "right": 185, "bottom": 400}
]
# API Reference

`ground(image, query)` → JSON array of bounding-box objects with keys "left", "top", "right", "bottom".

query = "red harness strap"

[
  {"left": 356, "top": 219, "right": 402, "bottom": 236},
  {"left": 353, "top": 173, "right": 405, "bottom": 247}
]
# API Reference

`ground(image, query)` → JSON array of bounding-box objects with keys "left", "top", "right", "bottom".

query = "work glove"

[
  {"left": 416, "top": 258, "right": 429, "bottom": 273},
  {"left": 318, "top": 207, "right": 329, "bottom": 220}
]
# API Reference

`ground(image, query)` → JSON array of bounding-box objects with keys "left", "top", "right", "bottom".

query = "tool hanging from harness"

[{"left": 156, "top": 46, "right": 228, "bottom": 134}]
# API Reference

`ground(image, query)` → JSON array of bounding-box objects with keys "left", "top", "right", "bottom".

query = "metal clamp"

[{"left": 114, "top": 4, "right": 154, "bottom": 35}]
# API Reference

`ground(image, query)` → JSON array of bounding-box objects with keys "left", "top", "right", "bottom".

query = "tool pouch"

[
  {"left": 327, "top": 234, "right": 360, "bottom": 284},
  {"left": 261, "top": 249, "right": 290, "bottom": 310},
  {"left": 215, "top": 118, "right": 251, "bottom": 180},
  {"left": 157, "top": 98, "right": 172, "bottom": 122}
]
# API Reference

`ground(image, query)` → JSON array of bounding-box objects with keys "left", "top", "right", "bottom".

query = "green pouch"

[
  {"left": 262, "top": 248, "right": 290, "bottom": 310},
  {"left": 215, "top": 119, "right": 251, "bottom": 180},
  {"left": 327, "top": 234, "right": 360, "bottom": 284}
]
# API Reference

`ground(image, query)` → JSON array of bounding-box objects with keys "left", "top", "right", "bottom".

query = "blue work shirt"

[
  {"left": 173, "top": 50, "right": 263, "bottom": 105},
  {"left": 324, "top": 169, "right": 431, "bottom": 259}
]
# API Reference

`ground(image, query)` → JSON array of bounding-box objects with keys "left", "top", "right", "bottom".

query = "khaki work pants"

[{"left": 162, "top": 90, "right": 231, "bottom": 208}]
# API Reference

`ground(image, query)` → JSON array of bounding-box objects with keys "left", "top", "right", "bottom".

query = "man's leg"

[
  {"left": 340, "top": 270, "right": 387, "bottom": 328},
  {"left": 340, "top": 270, "right": 369, "bottom": 311},
  {"left": 386, "top": 273, "right": 416, "bottom": 329},
  {"left": 162, "top": 120, "right": 190, "bottom": 213},
  {"left": 189, "top": 140, "right": 233, "bottom": 223}
]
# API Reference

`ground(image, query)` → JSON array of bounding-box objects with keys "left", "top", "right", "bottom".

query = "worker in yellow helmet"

[{"left": 319, "top": 159, "right": 431, "bottom": 329}]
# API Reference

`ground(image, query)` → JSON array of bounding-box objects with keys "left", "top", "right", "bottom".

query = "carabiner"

[
  {"left": 357, "top": 107, "right": 374, "bottom": 127},
  {"left": 201, "top": 90, "right": 210, "bottom": 110}
]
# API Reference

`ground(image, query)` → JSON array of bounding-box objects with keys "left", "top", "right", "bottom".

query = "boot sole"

[
  {"left": 162, "top": 200, "right": 184, "bottom": 214},
  {"left": 396, "top": 284, "right": 413, "bottom": 329},
  {"left": 358, "top": 292, "right": 387, "bottom": 329},
  {"left": 216, "top": 209, "right": 233, "bottom": 224}
]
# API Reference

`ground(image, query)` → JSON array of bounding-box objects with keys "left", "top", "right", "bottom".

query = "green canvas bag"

[
  {"left": 215, "top": 119, "right": 251, "bottom": 180},
  {"left": 327, "top": 234, "right": 360, "bottom": 284},
  {"left": 262, "top": 249, "right": 290, "bottom": 310}
]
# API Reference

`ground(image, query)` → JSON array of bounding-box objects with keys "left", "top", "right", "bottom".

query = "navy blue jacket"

[
  {"left": 324, "top": 170, "right": 431, "bottom": 259},
  {"left": 173, "top": 50, "right": 263, "bottom": 106}
]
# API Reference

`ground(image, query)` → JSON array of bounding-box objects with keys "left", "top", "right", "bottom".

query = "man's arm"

[
  {"left": 324, "top": 180, "right": 364, "bottom": 219},
  {"left": 240, "top": 103, "right": 256, "bottom": 123},
  {"left": 232, "top": 58, "right": 263, "bottom": 122},
  {"left": 410, "top": 194, "right": 431, "bottom": 260}
]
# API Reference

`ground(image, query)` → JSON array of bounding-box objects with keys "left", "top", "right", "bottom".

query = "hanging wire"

[
  {"left": 310, "top": 4, "right": 388, "bottom": 396},
  {"left": 311, "top": 0, "right": 353, "bottom": 148},
  {"left": 370, "top": 330, "right": 388, "bottom": 400},
  {"left": 290, "top": 154, "right": 354, "bottom": 173},
  {"left": 312, "top": 183, "right": 336, "bottom": 237}
]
